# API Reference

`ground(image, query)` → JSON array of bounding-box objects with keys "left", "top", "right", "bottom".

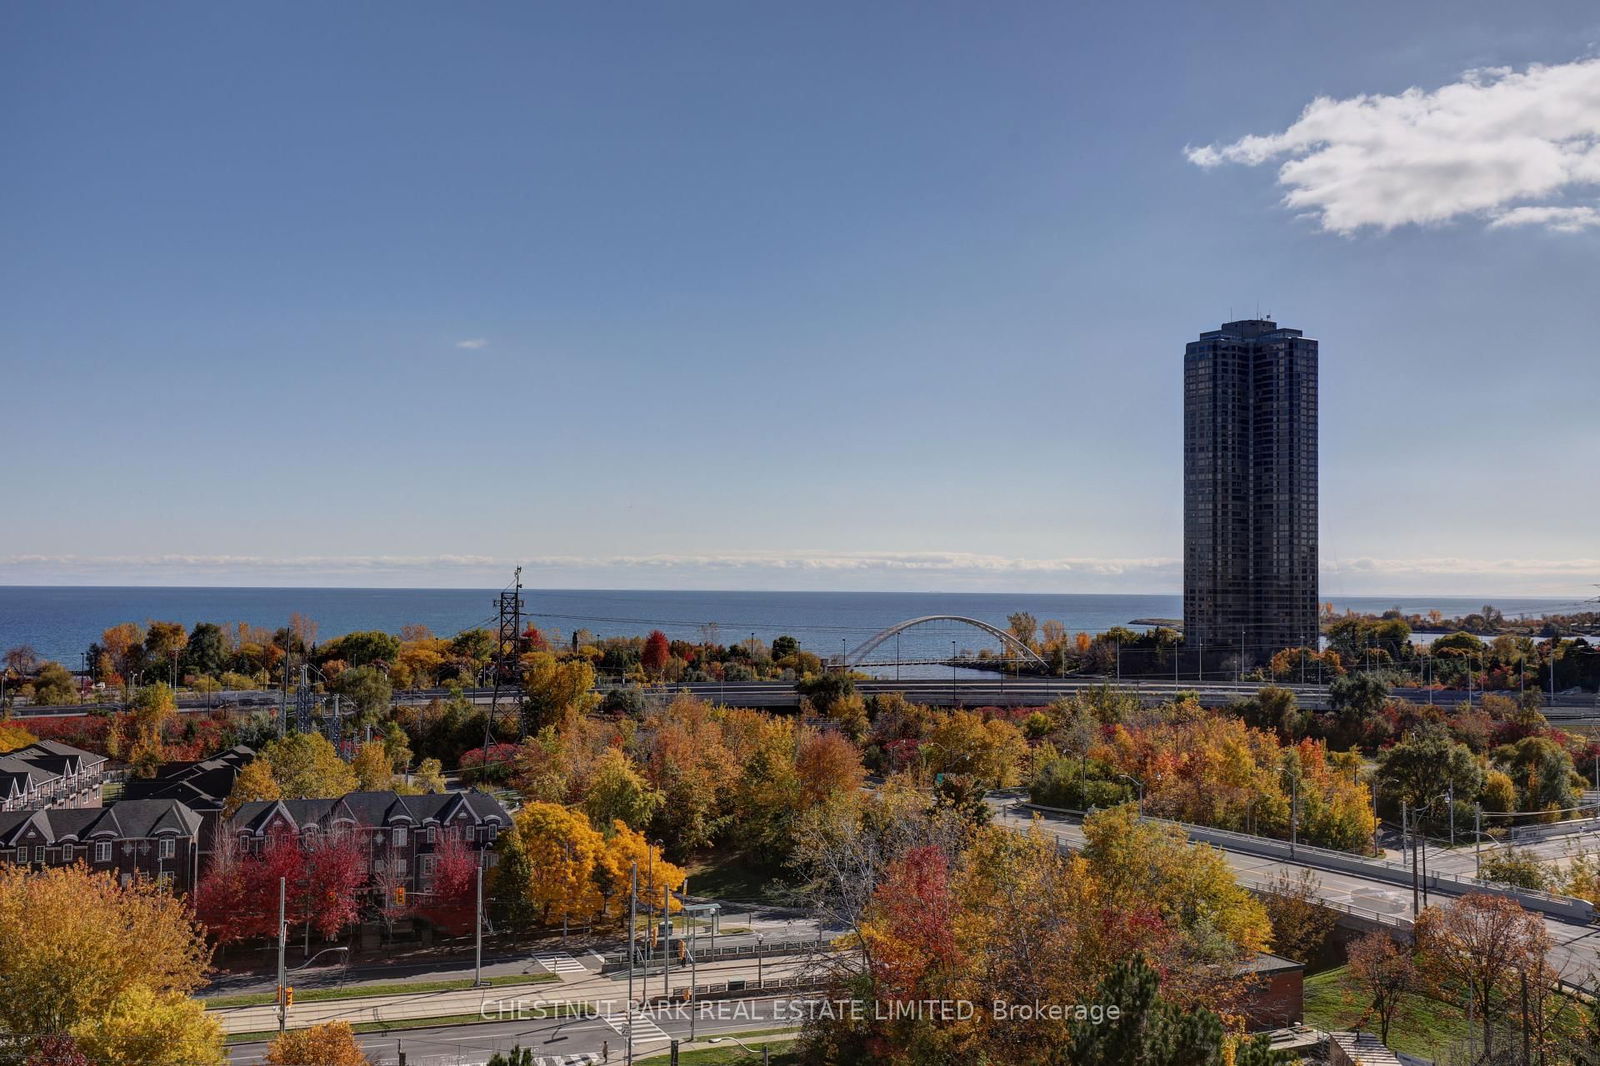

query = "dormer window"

[{"left": 394, "top": 827, "right": 408, "bottom": 848}]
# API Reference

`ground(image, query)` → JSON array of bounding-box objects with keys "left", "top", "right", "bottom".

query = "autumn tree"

[
  {"left": 415, "top": 836, "right": 479, "bottom": 935},
  {"left": 1080, "top": 804, "right": 1270, "bottom": 959},
  {"left": 640, "top": 630, "right": 672, "bottom": 678},
  {"left": 265, "top": 1020, "right": 372, "bottom": 1066},
  {"left": 1260, "top": 868, "right": 1338, "bottom": 964},
  {"left": 74, "top": 982, "right": 224, "bottom": 1066},
  {"left": 29, "top": 661, "right": 78, "bottom": 705},
  {"left": 0, "top": 865, "right": 216, "bottom": 1054},
  {"left": 258, "top": 732, "right": 359, "bottom": 799},
  {"left": 583, "top": 747, "right": 662, "bottom": 832},
  {"left": 1414, "top": 893, "right": 1551, "bottom": 1060},
  {"left": 1345, "top": 931, "right": 1417, "bottom": 1045},
  {"left": 521, "top": 652, "right": 599, "bottom": 732},
  {"left": 0, "top": 723, "right": 38, "bottom": 754},
  {"left": 127, "top": 681, "right": 179, "bottom": 776},
  {"left": 225, "top": 756, "right": 283, "bottom": 816},
  {"left": 352, "top": 740, "right": 400, "bottom": 791},
  {"left": 23, "top": 1034, "right": 91, "bottom": 1066}
]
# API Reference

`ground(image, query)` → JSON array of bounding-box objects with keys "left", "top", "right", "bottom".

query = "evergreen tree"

[
  {"left": 1064, "top": 955, "right": 1224, "bottom": 1066},
  {"left": 488, "top": 825, "right": 540, "bottom": 939}
]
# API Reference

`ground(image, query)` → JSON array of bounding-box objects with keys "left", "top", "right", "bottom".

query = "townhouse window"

[
  {"left": 487, "top": 823, "right": 498, "bottom": 841},
  {"left": 426, "top": 826, "right": 436, "bottom": 845},
  {"left": 34, "top": 846, "right": 46, "bottom": 863},
  {"left": 394, "top": 827, "right": 408, "bottom": 848},
  {"left": 61, "top": 844, "right": 74, "bottom": 863},
  {"left": 95, "top": 841, "right": 111, "bottom": 863},
  {"left": 419, "top": 855, "right": 435, "bottom": 877},
  {"left": 395, "top": 859, "right": 407, "bottom": 878},
  {"left": 160, "top": 838, "right": 175, "bottom": 860}
]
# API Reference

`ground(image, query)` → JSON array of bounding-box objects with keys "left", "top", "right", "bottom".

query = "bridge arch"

[{"left": 836, "top": 615, "right": 1048, "bottom": 668}]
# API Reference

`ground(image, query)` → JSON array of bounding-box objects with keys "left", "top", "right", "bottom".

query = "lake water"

[{"left": 0, "top": 586, "right": 1581, "bottom": 670}]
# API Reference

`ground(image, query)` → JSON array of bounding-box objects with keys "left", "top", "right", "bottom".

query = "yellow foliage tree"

[
  {"left": 0, "top": 865, "right": 213, "bottom": 1048},
  {"left": 224, "top": 757, "right": 282, "bottom": 817},
  {"left": 265, "top": 1020, "right": 372, "bottom": 1066},
  {"left": 74, "top": 984, "right": 224, "bottom": 1066},
  {"left": 0, "top": 722, "right": 38, "bottom": 754},
  {"left": 1080, "top": 804, "right": 1270, "bottom": 958},
  {"left": 351, "top": 741, "right": 397, "bottom": 792},
  {"left": 258, "top": 733, "right": 358, "bottom": 799}
]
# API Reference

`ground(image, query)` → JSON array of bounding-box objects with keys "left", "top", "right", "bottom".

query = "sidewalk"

[{"left": 210, "top": 954, "right": 816, "bottom": 1036}]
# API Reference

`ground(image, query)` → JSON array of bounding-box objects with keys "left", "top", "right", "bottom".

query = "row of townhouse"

[
  {"left": 0, "top": 799, "right": 204, "bottom": 891},
  {"left": 0, "top": 740, "right": 108, "bottom": 811},
  {"left": 230, "top": 789, "right": 512, "bottom": 890},
  {"left": 0, "top": 787, "right": 511, "bottom": 902}
]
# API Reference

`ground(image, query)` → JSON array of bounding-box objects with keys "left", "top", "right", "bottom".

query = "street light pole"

[
  {"left": 277, "top": 876, "right": 287, "bottom": 1035},
  {"left": 627, "top": 861, "right": 637, "bottom": 1066},
  {"left": 474, "top": 858, "right": 484, "bottom": 987}
]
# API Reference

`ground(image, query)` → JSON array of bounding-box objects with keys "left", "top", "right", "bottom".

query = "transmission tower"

[
  {"left": 484, "top": 567, "right": 525, "bottom": 753},
  {"left": 293, "top": 663, "right": 315, "bottom": 734}
]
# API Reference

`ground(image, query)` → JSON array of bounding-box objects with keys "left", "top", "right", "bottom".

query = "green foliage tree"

[
  {"left": 1376, "top": 728, "right": 1486, "bottom": 809},
  {"left": 29, "top": 662, "right": 77, "bottom": 705},
  {"left": 181, "top": 623, "right": 227, "bottom": 678},
  {"left": 323, "top": 630, "right": 401, "bottom": 667},
  {"left": 1065, "top": 955, "right": 1225, "bottom": 1066},
  {"left": 797, "top": 670, "right": 856, "bottom": 715},
  {"left": 1329, "top": 672, "right": 1388, "bottom": 723},
  {"left": 334, "top": 665, "right": 393, "bottom": 725}
]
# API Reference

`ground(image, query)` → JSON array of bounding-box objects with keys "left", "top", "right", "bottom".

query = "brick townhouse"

[
  {"left": 0, "top": 740, "right": 108, "bottom": 811},
  {"left": 229, "top": 789, "right": 511, "bottom": 896},
  {"left": 0, "top": 799, "right": 204, "bottom": 892}
]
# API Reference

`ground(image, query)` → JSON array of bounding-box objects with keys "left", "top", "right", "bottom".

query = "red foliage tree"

[
  {"left": 641, "top": 630, "right": 671, "bottom": 677},
  {"left": 25, "top": 1034, "right": 91, "bottom": 1066},
  {"left": 862, "top": 845, "right": 961, "bottom": 1000},
  {"left": 413, "top": 836, "right": 479, "bottom": 935},
  {"left": 195, "top": 828, "right": 368, "bottom": 945}
]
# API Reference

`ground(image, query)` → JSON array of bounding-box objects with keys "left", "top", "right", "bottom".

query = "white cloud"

[
  {"left": 1487, "top": 204, "right": 1600, "bottom": 232},
  {"left": 454, "top": 338, "right": 489, "bottom": 350},
  {"left": 1, "top": 552, "right": 1595, "bottom": 596},
  {"left": 1187, "top": 57, "right": 1600, "bottom": 233}
]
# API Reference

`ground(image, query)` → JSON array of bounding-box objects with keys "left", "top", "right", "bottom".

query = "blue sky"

[{"left": 2, "top": 1, "right": 1597, "bottom": 597}]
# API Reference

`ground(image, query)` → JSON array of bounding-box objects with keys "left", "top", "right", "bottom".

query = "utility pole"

[
  {"left": 662, "top": 883, "right": 670, "bottom": 1000},
  {"left": 1475, "top": 804, "right": 1483, "bottom": 879},
  {"left": 1405, "top": 802, "right": 1418, "bottom": 916},
  {"left": 1448, "top": 784, "right": 1455, "bottom": 846},
  {"left": 474, "top": 858, "right": 484, "bottom": 986},
  {"left": 1289, "top": 775, "right": 1298, "bottom": 859},
  {"left": 277, "top": 876, "right": 288, "bottom": 1035},
  {"left": 627, "top": 862, "right": 637, "bottom": 1066}
]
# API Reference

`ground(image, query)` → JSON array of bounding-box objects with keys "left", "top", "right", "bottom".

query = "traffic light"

[
  {"left": 284, "top": 986, "right": 294, "bottom": 1008},
  {"left": 395, "top": 886, "right": 406, "bottom": 906}
]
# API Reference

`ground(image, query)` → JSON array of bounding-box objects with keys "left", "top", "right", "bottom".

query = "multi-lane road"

[{"left": 14, "top": 678, "right": 1599, "bottom": 719}]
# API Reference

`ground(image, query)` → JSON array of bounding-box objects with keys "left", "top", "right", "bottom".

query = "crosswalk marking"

[
  {"left": 604, "top": 1008, "right": 671, "bottom": 1045},
  {"left": 531, "top": 951, "right": 587, "bottom": 974}
]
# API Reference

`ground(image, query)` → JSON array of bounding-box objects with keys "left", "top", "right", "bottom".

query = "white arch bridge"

[{"left": 829, "top": 615, "right": 1049, "bottom": 670}]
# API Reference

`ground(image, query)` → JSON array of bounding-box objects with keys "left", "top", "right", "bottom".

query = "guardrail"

[{"left": 1017, "top": 801, "right": 1596, "bottom": 924}]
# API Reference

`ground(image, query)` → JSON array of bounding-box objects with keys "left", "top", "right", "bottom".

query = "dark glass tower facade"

[{"left": 1183, "top": 319, "right": 1318, "bottom": 665}]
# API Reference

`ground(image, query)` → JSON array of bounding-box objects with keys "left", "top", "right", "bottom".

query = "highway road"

[
  {"left": 15, "top": 678, "right": 1598, "bottom": 718},
  {"left": 989, "top": 798, "right": 1600, "bottom": 988}
]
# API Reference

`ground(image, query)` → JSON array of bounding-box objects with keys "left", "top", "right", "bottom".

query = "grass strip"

[{"left": 206, "top": 971, "right": 560, "bottom": 1009}]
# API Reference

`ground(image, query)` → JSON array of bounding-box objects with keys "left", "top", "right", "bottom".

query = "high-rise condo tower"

[{"left": 1183, "top": 318, "right": 1318, "bottom": 667}]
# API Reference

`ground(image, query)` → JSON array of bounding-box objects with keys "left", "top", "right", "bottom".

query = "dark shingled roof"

[
  {"left": 0, "top": 799, "right": 201, "bottom": 846},
  {"left": 232, "top": 790, "right": 509, "bottom": 835}
]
